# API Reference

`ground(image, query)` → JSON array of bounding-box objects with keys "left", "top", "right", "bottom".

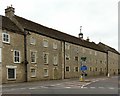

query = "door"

[{"left": 53, "top": 67, "right": 58, "bottom": 80}]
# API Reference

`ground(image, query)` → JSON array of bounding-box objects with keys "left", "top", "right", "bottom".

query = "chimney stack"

[{"left": 5, "top": 5, "right": 15, "bottom": 19}]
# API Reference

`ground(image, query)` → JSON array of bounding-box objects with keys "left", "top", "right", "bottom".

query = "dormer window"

[{"left": 2, "top": 33, "right": 10, "bottom": 43}]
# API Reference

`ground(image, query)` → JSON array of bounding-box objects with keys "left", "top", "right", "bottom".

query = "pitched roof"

[
  {"left": 14, "top": 15, "right": 106, "bottom": 53},
  {"left": 98, "top": 42, "right": 119, "bottom": 54},
  {"left": 1, "top": 15, "right": 23, "bottom": 34}
]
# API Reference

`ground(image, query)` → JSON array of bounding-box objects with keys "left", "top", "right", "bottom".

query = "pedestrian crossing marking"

[{"left": 90, "top": 87, "right": 95, "bottom": 89}]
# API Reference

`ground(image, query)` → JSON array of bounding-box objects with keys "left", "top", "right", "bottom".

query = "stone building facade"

[
  {"left": 0, "top": 6, "right": 119, "bottom": 83},
  {"left": 98, "top": 43, "right": 119, "bottom": 76}
]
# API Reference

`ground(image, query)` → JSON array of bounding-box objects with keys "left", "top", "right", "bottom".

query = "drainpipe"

[
  {"left": 24, "top": 29, "right": 28, "bottom": 82},
  {"left": 106, "top": 52, "right": 108, "bottom": 76},
  {"left": 63, "top": 41, "right": 65, "bottom": 79}
]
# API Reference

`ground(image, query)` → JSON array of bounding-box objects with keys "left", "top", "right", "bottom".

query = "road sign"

[{"left": 80, "top": 65, "right": 87, "bottom": 71}]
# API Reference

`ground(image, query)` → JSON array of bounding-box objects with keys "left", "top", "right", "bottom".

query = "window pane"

[
  {"left": 43, "top": 53, "right": 48, "bottom": 64},
  {"left": 8, "top": 69, "right": 15, "bottom": 79},
  {"left": 44, "top": 69, "right": 48, "bottom": 76},
  {"left": 43, "top": 40, "right": 48, "bottom": 47},
  {"left": 2, "top": 33, "right": 10, "bottom": 43},
  {"left": 14, "top": 50, "right": 20, "bottom": 63},
  {"left": 53, "top": 42, "right": 57, "bottom": 49},
  {"left": 66, "top": 67, "right": 69, "bottom": 71},
  {"left": 31, "top": 52, "right": 36, "bottom": 63},
  {"left": 53, "top": 55, "right": 58, "bottom": 65},
  {"left": 30, "top": 37, "right": 36, "bottom": 45},
  {"left": 31, "top": 69, "right": 36, "bottom": 77},
  {"left": 75, "top": 67, "right": 78, "bottom": 72}
]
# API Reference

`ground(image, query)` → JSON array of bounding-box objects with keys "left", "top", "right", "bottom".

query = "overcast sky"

[{"left": 0, "top": 0, "right": 119, "bottom": 50}]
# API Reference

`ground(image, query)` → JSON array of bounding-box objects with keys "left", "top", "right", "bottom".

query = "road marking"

[
  {"left": 40, "top": 86, "right": 48, "bottom": 88},
  {"left": 98, "top": 87, "right": 104, "bottom": 89},
  {"left": 90, "top": 87, "right": 96, "bottom": 89},
  {"left": 81, "top": 86, "right": 84, "bottom": 88},
  {"left": 108, "top": 87, "right": 115, "bottom": 90},
  {"left": 20, "top": 88, "right": 26, "bottom": 90},
  {"left": 50, "top": 85, "right": 55, "bottom": 87},
  {"left": 56, "top": 84, "right": 61, "bottom": 85},
  {"left": 29, "top": 87, "right": 37, "bottom": 90},
  {"left": 9, "top": 88, "right": 16, "bottom": 91},
  {"left": 81, "top": 87, "right": 88, "bottom": 89},
  {"left": 95, "top": 80, "right": 99, "bottom": 82},
  {"left": 65, "top": 87, "right": 71, "bottom": 89}
]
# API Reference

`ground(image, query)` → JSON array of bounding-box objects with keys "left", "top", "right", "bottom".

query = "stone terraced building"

[{"left": 0, "top": 6, "right": 119, "bottom": 83}]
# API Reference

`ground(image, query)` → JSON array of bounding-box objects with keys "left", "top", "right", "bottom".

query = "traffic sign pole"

[{"left": 79, "top": 56, "right": 87, "bottom": 82}]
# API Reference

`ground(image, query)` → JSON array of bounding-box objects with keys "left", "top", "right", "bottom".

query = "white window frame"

[
  {"left": 65, "top": 43, "right": 70, "bottom": 50},
  {"left": 43, "top": 39, "right": 48, "bottom": 47},
  {"left": 6, "top": 66, "right": 17, "bottom": 80},
  {"left": 2, "top": 33, "right": 10, "bottom": 43},
  {"left": 53, "top": 55, "right": 58, "bottom": 65},
  {"left": 74, "top": 56, "right": 78, "bottom": 61},
  {"left": 43, "top": 52, "right": 49, "bottom": 64},
  {"left": 65, "top": 54, "right": 70, "bottom": 60},
  {"left": 66, "top": 66, "right": 70, "bottom": 72},
  {"left": 14, "top": 50, "right": 21, "bottom": 63},
  {"left": 53, "top": 42, "right": 57, "bottom": 49},
  {"left": 74, "top": 67, "right": 79, "bottom": 72},
  {"left": 44, "top": 68, "right": 48, "bottom": 77},
  {"left": 31, "top": 68, "right": 36, "bottom": 77},
  {"left": 89, "top": 67, "right": 92, "bottom": 71},
  {"left": 30, "top": 37, "right": 36, "bottom": 45},
  {"left": 31, "top": 51, "right": 37, "bottom": 63}
]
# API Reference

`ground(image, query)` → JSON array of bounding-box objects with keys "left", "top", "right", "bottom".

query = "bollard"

[
  {"left": 80, "top": 76, "right": 83, "bottom": 81},
  {"left": 108, "top": 73, "right": 109, "bottom": 77}
]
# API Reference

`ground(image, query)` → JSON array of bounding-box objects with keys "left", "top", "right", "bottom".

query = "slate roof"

[
  {"left": 98, "top": 42, "right": 119, "bottom": 54},
  {"left": 14, "top": 15, "right": 107, "bottom": 53},
  {"left": 1, "top": 15, "right": 23, "bottom": 34}
]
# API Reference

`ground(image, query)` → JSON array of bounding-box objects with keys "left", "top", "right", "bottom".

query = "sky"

[{"left": 0, "top": 0, "right": 119, "bottom": 50}]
